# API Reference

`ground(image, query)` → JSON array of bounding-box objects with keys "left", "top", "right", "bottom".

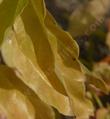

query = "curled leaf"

[{"left": 1, "top": 17, "right": 72, "bottom": 116}]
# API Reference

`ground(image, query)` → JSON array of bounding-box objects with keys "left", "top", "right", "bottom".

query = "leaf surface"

[
  {"left": 1, "top": 17, "right": 72, "bottom": 116},
  {"left": 0, "top": 0, "right": 28, "bottom": 45},
  {"left": 0, "top": 65, "right": 55, "bottom": 119}
]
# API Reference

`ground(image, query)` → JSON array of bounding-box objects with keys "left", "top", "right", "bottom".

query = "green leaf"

[
  {"left": 30, "top": 0, "right": 46, "bottom": 21},
  {"left": 0, "top": 0, "right": 28, "bottom": 45}
]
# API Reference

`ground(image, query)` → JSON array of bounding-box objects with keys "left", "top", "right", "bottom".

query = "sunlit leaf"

[
  {"left": 1, "top": 0, "right": 95, "bottom": 118},
  {"left": 21, "top": 3, "right": 67, "bottom": 95},
  {"left": 21, "top": 1, "right": 93, "bottom": 118},
  {"left": 0, "top": 65, "right": 55, "bottom": 119},
  {"left": 0, "top": 89, "right": 35, "bottom": 119},
  {"left": 1, "top": 17, "right": 73, "bottom": 116},
  {"left": 0, "top": 88, "right": 35, "bottom": 119}
]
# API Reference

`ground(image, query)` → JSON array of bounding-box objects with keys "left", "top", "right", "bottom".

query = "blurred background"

[{"left": 45, "top": 0, "right": 110, "bottom": 119}]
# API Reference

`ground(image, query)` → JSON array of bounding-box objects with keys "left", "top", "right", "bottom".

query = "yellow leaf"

[
  {"left": 45, "top": 11, "right": 79, "bottom": 59},
  {"left": 46, "top": 29, "right": 94, "bottom": 119},
  {"left": 96, "top": 108, "right": 108, "bottom": 119},
  {"left": 0, "top": 65, "right": 55, "bottom": 119},
  {"left": 80, "top": 63, "right": 108, "bottom": 94},
  {"left": 1, "top": 0, "right": 94, "bottom": 118},
  {"left": 21, "top": 2, "right": 68, "bottom": 95},
  {"left": 45, "top": 11, "right": 81, "bottom": 71},
  {"left": 1, "top": 17, "right": 73, "bottom": 116},
  {"left": 21, "top": 1, "right": 93, "bottom": 118}
]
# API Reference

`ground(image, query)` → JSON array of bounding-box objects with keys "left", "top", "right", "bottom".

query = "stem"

[{"left": 93, "top": 93, "right": 103, "bottom": 108}]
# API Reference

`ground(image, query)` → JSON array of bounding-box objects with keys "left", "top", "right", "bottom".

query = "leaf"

[
  {"left": 45, "top": 11, "right": 79, "bottom": 59},
  {"left": 96, "top": 108, "right": 108, "bottom": 119},
  {"left": 21, "top": 1, "right": 94, "bottom": 118},
  {"left": 1, "top": 0, "right": 94, "bottom": 118},
  {"left": 46, "top": 29, "right": 94, "bottom": 119},
  {"left": 86, "top": 73, "right": 108, "bottom": 94},
  {"left": 45, "top": 11, "right": 82, "bottom": 71},
  {"left": 21, "top": 3, "right": 67, "bottom": 95},
  {"left": 0, "top": 65, "right": 36, "bottom": 119},
  {"left": 79, "top": 63, "right": 108, "bottom": 94},
  {"left": 0, "top": 89, "right": 35, "bottom": 119},
  {"left": 93, "top": 62, "right": 110, "bottom": 91},
  {"left": 1, "top": 17, "right": 73, "bottom": 116},
  {"left": 0, "top": 0, "right": 28, "bottom": 45},
  {"left": 45, "top": 9, "right": 94, "bottom": 118},
  {"left": 0, "top": 65, "right": 55, "bottom": 119},
  {"left": 30, "top": 0, "right": 46, "bottom": 21},
  {"left": 15, "top": 0, "right": 28, "bottom": 16}
]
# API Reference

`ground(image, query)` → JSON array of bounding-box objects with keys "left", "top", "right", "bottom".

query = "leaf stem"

[{"left": 93, "top": 93, "right": 103, "bottom": 108}]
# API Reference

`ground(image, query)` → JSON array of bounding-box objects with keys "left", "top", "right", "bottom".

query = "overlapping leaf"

[
  {"left": 0, "top": 65, "right": 55, "bottom": 119},
  {"left": 21, "top": 0, "right": 93, "bottom": 118},
  {"left": 0, "top": 65, "right": 35, "bottom": 119},
  {"left": 0, "top": 0, "right": 99, "bottom": 118},
  {"left": 1, "top": 17, "right": 72, "bottom": 116},
  {"left": 0, "top": 0, "right": 28, "bottom": 45},
  {"left": 45, "top": 11, "right": 82, "bottom": 72},
  {"left": 0, "top": 89, "right": 35, "bottom": 119},
  {"left": 45, "top": 11, "right": 79, "bottom": 59},
  {"left": 45, "top": 28, "right": 93, "bottom": 119},
  {"left": 21, "top": 3, "right": 67, "bottom": 95}
]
